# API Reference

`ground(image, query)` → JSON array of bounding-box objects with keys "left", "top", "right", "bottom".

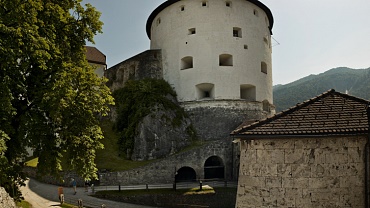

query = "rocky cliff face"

[
  {"left": 0, "top": 187, "right": 16, "bottom": 208},
  {"left": 131, "top": 103, "right": 194, "bottom": 161}
]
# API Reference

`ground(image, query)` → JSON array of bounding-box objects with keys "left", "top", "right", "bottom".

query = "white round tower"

[{"left": 146, "top": 0, "right": 274, "bottom": 104}]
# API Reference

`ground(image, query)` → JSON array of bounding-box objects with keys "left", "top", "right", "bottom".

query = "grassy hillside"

[{"left": 273, "top": 67, "right": 370, "bottom": 112}]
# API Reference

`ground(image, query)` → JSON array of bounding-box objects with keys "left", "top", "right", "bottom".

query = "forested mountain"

[{"left": 273, "top": 67, "right": 370, "bottom": 112}]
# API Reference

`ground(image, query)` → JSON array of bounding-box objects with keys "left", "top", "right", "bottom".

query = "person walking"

[{"left": 72, "top": 178, "right": 77, "bottom": 195}]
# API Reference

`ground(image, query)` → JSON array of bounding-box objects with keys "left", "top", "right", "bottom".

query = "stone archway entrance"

[
  {"left": 175, "top": 166, "right": 196, "bottom": 182},
  {"left": 204, "top": 156, "right": 225, "bottom": 179}
]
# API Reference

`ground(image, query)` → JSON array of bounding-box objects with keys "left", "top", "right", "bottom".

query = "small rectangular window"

[
  {"left": 181, "top": 6, "right": 185, "bottom": 11},
  {"left": 202, "top": 1, "right": 207, "bottom": 7},
  {"left": 233, "top": 27, "right": 242, "bottom": 38},
  {"left": 188, "top": 28, "right": 196, "bottom": 35},
  {"left": 226, "top": 1, "right": 231, "bottom": 7}
]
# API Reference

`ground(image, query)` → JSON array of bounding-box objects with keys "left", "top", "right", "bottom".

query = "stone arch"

[
  {"left": 175, "top": 166, "right": 197, "bottom": 182},
  {"left": 204, "top": 156, "right": 225, "bottom": 179}
]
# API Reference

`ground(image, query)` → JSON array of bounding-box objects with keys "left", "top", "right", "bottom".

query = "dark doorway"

[
  {"left": 204, "top": 156, "right": 225, "bottom": 179},
  {"left": 175, "top": 167, "right": 196, "bottom": 182}
]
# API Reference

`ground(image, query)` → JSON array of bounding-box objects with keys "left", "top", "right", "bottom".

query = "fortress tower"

[
  {"left": 147, "top": 0, "right": 273, "bottom": 103},
  {"left": 103, "top": 0, "right": 275, "bottom": 182},
  {"left": 146, "top": 0, "right": 275, "bottom": 140}
]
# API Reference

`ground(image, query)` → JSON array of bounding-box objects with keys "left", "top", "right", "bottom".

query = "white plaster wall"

[
  {"left": 150, "top": 0, "right": 272, "bottom": 103},
  {"left": 90, "top": 63, "right": 106, "bottom": 78}
]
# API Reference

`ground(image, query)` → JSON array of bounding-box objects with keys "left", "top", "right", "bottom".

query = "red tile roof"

[
  {"left": 231, "top": 89, "right": 370, "bottom": 138},
  {"left": 85, "top": 46, "right": 106, "bottom": 65}
]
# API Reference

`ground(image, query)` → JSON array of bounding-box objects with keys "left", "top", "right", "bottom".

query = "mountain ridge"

[{"left": 273, "top": 67, "right": 370, "bottom": 112}]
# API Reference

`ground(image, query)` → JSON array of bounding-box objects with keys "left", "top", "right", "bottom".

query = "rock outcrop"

[
  {"left": 0, "top": 187, "right": 16, "bottom": 208},
  {"left": 131, "top": 102, "right": 194, "bottom": 161}
]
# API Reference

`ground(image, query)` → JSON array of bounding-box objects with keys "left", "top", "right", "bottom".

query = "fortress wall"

[
  {"left": 98, "top": 140, "right": 234, "bottom": 186},
  {"left": 105, "top": 50, "right": 163, "bottom": 92},
  {"left": 182, "top": 100, "right": 275, "bottom": 140}
]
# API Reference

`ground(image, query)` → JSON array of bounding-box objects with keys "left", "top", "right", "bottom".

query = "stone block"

[
  {"left": 293, "top": 178, "right": 309, "bottom": 188},
  {"left": 243, "top": 149, "right": 257, "bottom": 164},
  {"left": 239, "top": 176, "right": 266, "bottom": 187},
  {"left": 340, "top": 175, "right": 364, "bottom": 187},
  {"left": 347, "top": 147, "right": 363, "bottom": 163},
  {"left": 257, "top": 149, "right": 284, "bottom": 164},
  {"left": 309, "top": 177, "right": 340, "bottom": 189},
  {"left": 325, "top": 153, "right": 348, "bottom": 164},
  {"left": 295, "top": 138, "right": 321, "bottom": 149},
  {"left": 285, "top": 149, "right": 304, "bottom": 164},
  {"left": 282, "top": 177, "right": 294, "bottom": 188},
  {"left": 291, "top": 164, "right": 311, "bottom": 177},
  {"left": 265, "top": 176, "right": 282, "bottom": 188},
  {"left": 311, "top": 164, "right": 329, "bottom": 177},
  {"left": 277, "top": 164, "right": 292, "bottom": 177}
]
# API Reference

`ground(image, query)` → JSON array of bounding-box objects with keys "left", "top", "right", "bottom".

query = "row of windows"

[
  {"left": 181, "top": 55, "right": 268, "bottom": 74},
  {"left": 195, "top": 83, "right": 256, "bottom": 101},
  {"left": 180, "top": 1, "right": 258, "bottom": 15},
  {"left": 156, "top": 2, "right": 267, "bottom": 26},
  {"left": 188, "top": 27, "right": 270, "bottom": 47}
]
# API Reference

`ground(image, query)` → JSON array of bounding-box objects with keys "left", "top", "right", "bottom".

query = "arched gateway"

[{"left": 204, "top": 156, "right": 225, "bottom": 179}]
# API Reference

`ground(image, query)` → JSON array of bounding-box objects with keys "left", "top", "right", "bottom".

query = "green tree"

[{"left": 0, "top": 0, "right": 114, "bottom": 199}]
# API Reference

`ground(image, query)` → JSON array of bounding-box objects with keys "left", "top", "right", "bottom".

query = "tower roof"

[
  {"left": 231, "top": 89, "right": 370, "bottom": 138},
  {"left": 146, "top": 0, "right": 274, "bottom": 39}
]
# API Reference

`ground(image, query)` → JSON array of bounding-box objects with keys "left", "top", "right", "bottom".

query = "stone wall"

[
  {"left": 105, "top": 49, "right": 162, "bottom": 92},
  {"left": 236, "top": 136, "right": 367, "bottom": 208},
  {"left": 0, "top": 187, "right": 16, "bottom": 208},
  {"left": 182, "top": 100, "right": 275, "bottom": 140},
  {"left": 99, "top": 139, "right": 235, "bottom": 186}
]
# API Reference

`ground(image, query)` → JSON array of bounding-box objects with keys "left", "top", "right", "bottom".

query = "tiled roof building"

[
  {"left": 232, "top": 89, "right": 370, "bottom": 208},
  {"left": 232, "top": 89, "right": 369, "bottom": 137},
  {"left": 85, "top": 46, "right": 106, "bottom": 66}
]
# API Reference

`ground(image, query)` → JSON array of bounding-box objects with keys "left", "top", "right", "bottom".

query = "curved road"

[{"left": 20, "top": 178, "right": 157, "bottom": 208}]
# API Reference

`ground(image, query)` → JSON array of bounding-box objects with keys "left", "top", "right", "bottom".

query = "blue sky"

[{"left": 85, "top": 0, "right": 370, "bottom": 85}]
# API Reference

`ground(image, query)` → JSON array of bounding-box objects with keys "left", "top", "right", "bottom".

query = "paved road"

[{"left": 20, "top": 178, "right": 158, "bottom": 208}]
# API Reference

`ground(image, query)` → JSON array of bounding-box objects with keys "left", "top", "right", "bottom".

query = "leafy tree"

[{"left": 0, "top": 0, "right": 114, "bottom": 199}]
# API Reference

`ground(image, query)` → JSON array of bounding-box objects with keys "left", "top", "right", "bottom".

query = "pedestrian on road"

[
  {"left": 84, "top": 180, "right": 90, "bottom": 192},
  {"left": 72, "top": 178, "right": 77, "bottom": 195}
]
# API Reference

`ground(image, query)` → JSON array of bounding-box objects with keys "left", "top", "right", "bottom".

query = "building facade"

[{"left": 231, "top": 89, "right": 370, "bottom": 207}]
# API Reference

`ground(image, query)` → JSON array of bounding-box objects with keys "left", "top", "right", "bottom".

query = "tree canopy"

[{"left": 0, "top": 0, "right": 114, "bottom": 198}]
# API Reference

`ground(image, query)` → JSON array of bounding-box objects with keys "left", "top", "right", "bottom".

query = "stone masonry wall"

[
  {"left": 98, "top": 139, "right": 234, "bottom": 186},
  {"left": 182, "top": 100, "right": 275, "bottom": 141},
  {"left": 105, "top": 49, "right": 162, "bottom": 92},
  {"left": 236, "top": 136, "right": 367, "bottom": 208}
]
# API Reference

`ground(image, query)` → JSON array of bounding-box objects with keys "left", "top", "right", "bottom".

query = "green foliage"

[
  {"left": 96, "top": 121, "right": 154, "bottom": 171},
  {"left": 0, "top": 0, "right": 114, "bottom": 199},
  {"left": 113, "top": 78, "right": 188, "bottom": 155},
  {"left": 274, "top": 67, "right": 370, "bottom": 112},
  {"left": 16, "top": 200, "right": 32, "bottom": 208}
]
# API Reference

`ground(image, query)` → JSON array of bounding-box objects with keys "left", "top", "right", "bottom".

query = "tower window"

[
  {"left": 156, "top": 18, "right": 161, "bottom": 26},
  {"left": 226, "top": 1, "right": 231, "bottom": 7},
  {"left": 202, "top": 1, "right": 207, "bottom": 7},
  {"left": 240, "top": 84, "right": 256, "bottom": 101},
  {"left": 196, "top": 83, "right": 214, "bottom": 100},
  {"left": 244, "top": 45, "right": 248, "bottom": 49},
  {"left": 253, "top": 9, "right": 258, "bottom": 16},
  {"left": 219, "top": 54, "right": 233, "bottom": 66},
  {"left": 181, "top": 56, "right": 193, "bottom": 70},
  {"left": 181, "top": 6, "right": 185, "bottom": 11},
  {"left": 261, "top": 62, "right": 267, "bottom": 74},
  {"left": 188, "top": 28, "right": 196, "bottom": 35},
  {"left": 233, "top": 27, "right": 242, "bottom": 38}
]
